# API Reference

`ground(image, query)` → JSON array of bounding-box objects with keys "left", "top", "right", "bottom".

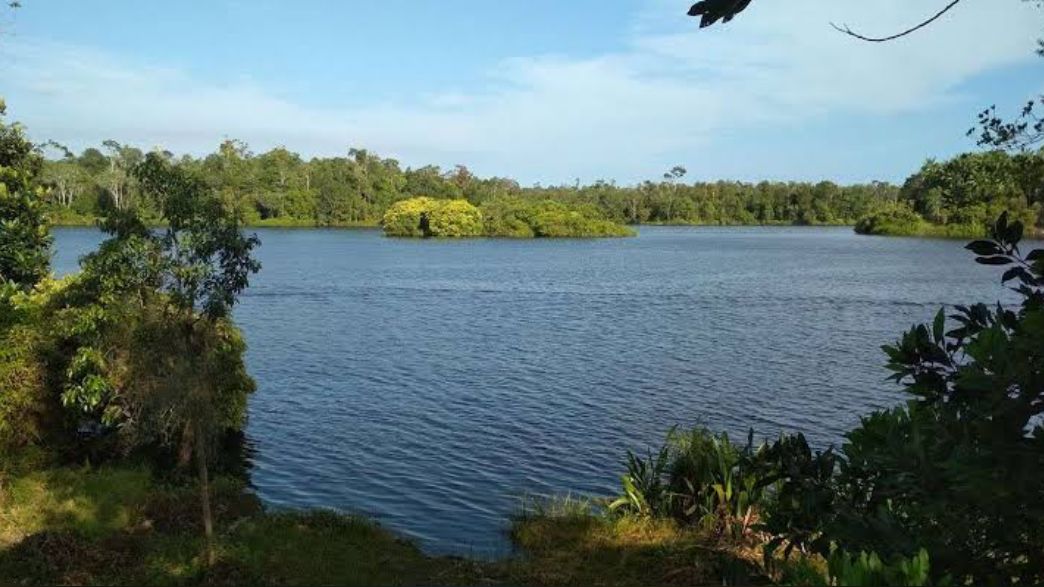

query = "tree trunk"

[{"left": 195, "top": 433, "right": 216, "bottom": 567}]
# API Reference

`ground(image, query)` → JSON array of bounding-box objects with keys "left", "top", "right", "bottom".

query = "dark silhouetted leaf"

[
  {"left": 965, "top": 240, "right": 1003, "bottom": 256},
  {"left": 975, "top": 256, "right": 1013, "bottom": 266}
]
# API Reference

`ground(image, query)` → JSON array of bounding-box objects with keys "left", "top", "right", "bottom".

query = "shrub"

[
  {"left": 426, "top": 199, "right": 483, "bottom": 237},
  {"left": 0, "top": 275, "right": 255, "bottom": 460},
  {"left": 854, "top": 205, "right": 928, "bottom": 235},
  {"left": 826, "top": 548, "right": 933, "bottom": 587},
  {"left": 763, "top": 213, "right": 1044, "bottom": 584},
  {"left": 384, "top": 196, "right": 634, "bottom": 238},
  {"left": 382, "top": 197, "right": 438, "bottom": 237},
  {"left": 480, "top": 197, "right": 634, "bottom": 238},
  {"left": 609, "top": 427, "right": 767, "bottom": 543}
]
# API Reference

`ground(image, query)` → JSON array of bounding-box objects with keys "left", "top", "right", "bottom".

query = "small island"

[{"left": 382, "top": 196, "right": 635, "bottom": 238}]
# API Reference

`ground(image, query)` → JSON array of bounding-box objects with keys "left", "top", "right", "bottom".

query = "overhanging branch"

[{"left": 830, "top": 0, "right": 965, "bottom": 42}]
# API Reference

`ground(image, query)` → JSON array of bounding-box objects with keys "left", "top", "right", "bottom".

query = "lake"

[{"left": 51, "top": 226, "right": 1026, "bottom": 556}]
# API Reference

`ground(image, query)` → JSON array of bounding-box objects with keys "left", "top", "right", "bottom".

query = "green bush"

[
  {"left": 481, "top": 197, "right": 633, "bottom": 238},
  {"left": 0, "top": 274, "right": 255, "bottom": 459},
  {"left": 760, "top": 213, "right": 1044, "bottom": 584},
  {"left": 382, "top": 196, "right": 436, "bottom": 237},
  {"left": 609, "top": 427, "right": 767, "bottom": 543},
  {"left": 383, "top": 196, "right": 634, "bottom": 238},
  {"left": 826, "top": 548, "right": 933, "bottom": 587},
  {"left": 854, "top": 205, "right": 929, "bottom": 236},
  {"left": 426, "top": 199, "right": 483, "bottom": 237},
  {"left": 382, "top": 197, "right": 482, "bottom": 237}
]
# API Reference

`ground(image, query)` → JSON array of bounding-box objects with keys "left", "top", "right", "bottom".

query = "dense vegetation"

[
  {"left": 41, "top": 137, "right": 1044, "bottom": 239},
  {"left": 383, "top": 196, "right": 634, "bottom": 238},
  {"left": 856, "top": 150, "right": 1044, "bottom": 237},
  {"left": 38, "top": 139, "right": 900, "bottom": 229},
  {"left": 1, "top": 103, "right": 261, "bottom": 566},
  {"left": 519, "top": 212, "right": 1043, "bottom": 586}
]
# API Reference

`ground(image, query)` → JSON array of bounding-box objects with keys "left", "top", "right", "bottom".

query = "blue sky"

[{"left": 1, "top": 0, "right": 1041, "bottom": 185}]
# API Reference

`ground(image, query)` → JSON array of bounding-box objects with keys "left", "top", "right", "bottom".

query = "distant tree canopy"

[
  {"left": 33, "top": 138, "right": 901, "bottom": 230},
  {"left": 857, "top": 150, "right": 1044, "bottom": 237}
]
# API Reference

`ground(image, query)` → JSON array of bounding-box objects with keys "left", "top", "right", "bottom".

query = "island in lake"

[{"left": 382, "top": 196, "right": 635, "bottom": 238}]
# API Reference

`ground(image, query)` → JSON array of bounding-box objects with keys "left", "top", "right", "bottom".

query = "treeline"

[
  {"left": 40, "top": 139, "right": 900, "bottom": 227},
  {"left": 857, "top": 150, "right": 1044, "bottom": 237}
]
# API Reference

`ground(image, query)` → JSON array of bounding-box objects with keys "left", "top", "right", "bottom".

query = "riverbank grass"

[
  {"left": 0, "top": 460, "right": 491, "bottom": 585},
  {"left": 0, "top": 461, "right": 767, "bottom": 586},
  {"left": 506, "top": 496, "right": 768, "bottom": 586}
]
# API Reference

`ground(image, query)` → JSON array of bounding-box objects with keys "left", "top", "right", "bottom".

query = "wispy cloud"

[{"left": 1, "top": 0, "right": 1040, "bottom": 184}]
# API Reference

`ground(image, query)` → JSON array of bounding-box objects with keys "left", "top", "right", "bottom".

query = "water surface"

[{"left": 52, "top": 226, "right": 1027, "bottom": 555}]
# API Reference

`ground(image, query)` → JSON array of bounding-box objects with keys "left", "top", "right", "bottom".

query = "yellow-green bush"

[
  {"left": 427, "top": 199, "right": 483, "bottom": 237},
  {"left": 383, "top": 197, "right": 483, "bottom": 238},
  {"left": 382, "top": 197, "right": 438, "bottom": 237},
  {"left": 384, "top": 196, "right": 634, "bottom": 238}
]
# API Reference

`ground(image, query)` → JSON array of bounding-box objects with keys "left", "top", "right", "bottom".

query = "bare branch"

[{"left": 830, "top": 0, "right": 964, "bottom": 42}]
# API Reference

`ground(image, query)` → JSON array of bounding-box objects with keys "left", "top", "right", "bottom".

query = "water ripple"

[{"left": 50, "top": 226, "right": 1036, "bottom": 557}]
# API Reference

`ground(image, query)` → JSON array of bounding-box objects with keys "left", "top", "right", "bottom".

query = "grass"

[
  {"left": 0, "top": 462, "right": 772, "bottom": 586},
  {"left": 505, "top": 496, "right": 768, "bottom": 586},
  {"left": 0, "top": 460, "right": 494, "bottom": 586}
]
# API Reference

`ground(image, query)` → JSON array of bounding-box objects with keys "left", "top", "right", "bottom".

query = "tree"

[
  {"left": 41, "top": 158, "right": 89, "bottom": 208},
  {"left": 0, "top": 99, "right": 50, "bottom": 291},
  {"left": 86, "top": 152, "right": 261, "bottom": 565},
  {"left": 99, "top": 139, "right": 141, "bottom": 211},
  {"left": 833, "top": 215, "right": 1044, "bottom": 583}
]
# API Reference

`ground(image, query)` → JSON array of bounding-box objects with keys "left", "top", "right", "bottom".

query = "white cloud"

[{"left": 1, "top": 0, "right": 1040, "bottom": 184}]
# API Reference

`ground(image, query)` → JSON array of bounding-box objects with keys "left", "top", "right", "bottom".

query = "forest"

[
  {"left": 857, "top": 151, "right": 1044, "bottom": 237},
  {"left": 39, "top": 139, "right": 1044, "bottom": 238},
  {"left": 40, "top": 139, "right": 900, "bottom": 229}
]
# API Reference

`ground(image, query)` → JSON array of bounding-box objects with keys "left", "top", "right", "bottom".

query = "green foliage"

[
  {"left": 382, "top": 196, "right": 484, "bottom": 238},
  {"left": 840, "top": 212, "right": 1043, "bottom": 583},
  {"left": 0, "top": 324, "right": 49, "bottom": 453},
  {"left": 760, "top": 212, "right": 1044, "bottom": 584},
  {"left": 0, "top": 100, "right": 51, "bottom": 290},
  {"left": 383, "top": 196, "right": 633, "bottom": 238},
  {"left": 599, "top": 220, "right": 1043, "bottom": 584},
  {"left": 0, "top": 274, "right": 255, "bottom": 458},
  {"left": 481, "top": 197, "right": 635, "bottom": 238},
  {"left": 33, "top": 134, "right": 902, "bottom": 230},
  {"left": 427, "top": 198, "right": 484, "bottom": 237},
  {"left": 382, "top": 196, "right": 434, "bottom": 237},
  {"left": 826, "top": 548, "right": 933, "bottom": 587},
  {"left": 609, "top": 428, "right": 768, "bottom": 544},
  {"left": 756, "top": 433, "right": 838, "bottom": 560},
  {"left": 0, "top": 149, "right": 260, "bottom": 464},
  {"left": 131, "top": 152, "right": 262, "bottom": 319},
  {"left": 855, "top": 204, "right": 931, "bottom": 236},
  {"left": 861, "top": 151, "right": 1044, "bottom": 237}
]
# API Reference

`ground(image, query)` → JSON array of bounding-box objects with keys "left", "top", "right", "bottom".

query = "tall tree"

[
  {"left": 0, "top": 99, "right": 50, "bottom": 290},
  {"left": 88, "top": 153, "right": 261, "bottom": 565}
]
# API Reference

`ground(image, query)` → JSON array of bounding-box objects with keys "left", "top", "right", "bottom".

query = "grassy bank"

[
  {"left": 0, "top": 459, "right": 494, "bottom": 586},
  {"left": 0, "top": 460, "right": 767, "bottom": 586}
]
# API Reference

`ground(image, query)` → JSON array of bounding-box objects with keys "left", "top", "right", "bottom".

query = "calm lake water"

[{"left": 51, "top": 226, "right": 1029, "bottom": 556}]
